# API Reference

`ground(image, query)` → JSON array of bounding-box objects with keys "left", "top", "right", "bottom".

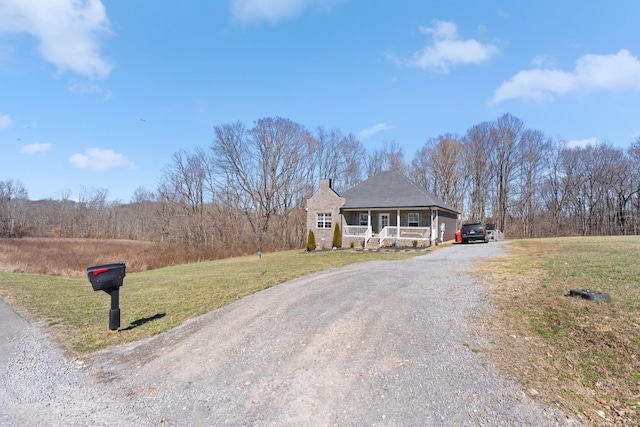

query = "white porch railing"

[
  {"left": 343, "top": 225, "right": 431, "bottom": 248},
  {"left": 379, "top": 226, "right": 430, "bottom": 247},
  {"left": 343, "top": 225, "right": 369, "bottom": 235},
  {"left": 379, "top": 227, "right": 389, "bottom": 246},
  {"left": 343, "top": 225, "right": 373, "bottom": 246},
  {"left": 364, "top": 227, "right": 372, "bottom": 246}
]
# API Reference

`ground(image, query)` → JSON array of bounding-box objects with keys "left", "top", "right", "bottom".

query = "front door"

[{"left": 379, "top": 213, "right": 389, "bottom": 233}]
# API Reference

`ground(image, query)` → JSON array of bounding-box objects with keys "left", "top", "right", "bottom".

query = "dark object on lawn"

[
  {"left": 87, "top": 263, "right": 126, "bottom": 331},
  {"left": 569, "top": 289, "right": 611, "bottom": 302}
]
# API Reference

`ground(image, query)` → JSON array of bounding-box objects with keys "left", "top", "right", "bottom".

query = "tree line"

[{"left": 2, "top": 113, "right": 639, "bottom": 257}]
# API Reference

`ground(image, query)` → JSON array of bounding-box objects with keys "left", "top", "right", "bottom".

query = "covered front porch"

[{"left": 342, "top": 208, "right": 434, "bottom": 248}]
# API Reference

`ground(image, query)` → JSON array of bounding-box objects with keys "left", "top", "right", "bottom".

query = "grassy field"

[
  {"left": 476, "top": 236, "right": 640, "bottom": 426},
  {"left": 2, "top": 236, "right": 639, "bottom": 425},
  {"left": 0, "top": 246, "right": 419, "bottom": 354}
]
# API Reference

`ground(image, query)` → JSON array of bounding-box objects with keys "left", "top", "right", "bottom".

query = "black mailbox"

[
  {"left": 87, "top": 263, "right": 126, "bottom": 331},
  {"left": 88, "top": 263, "right": 126, "bottom": 291}
]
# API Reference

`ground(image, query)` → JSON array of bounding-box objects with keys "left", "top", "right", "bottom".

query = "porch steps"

[{"left": 365, "top": 235, "right": 380, "bottom": 249}]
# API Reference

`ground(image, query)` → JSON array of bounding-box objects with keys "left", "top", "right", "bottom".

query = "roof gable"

[{"left": 341, "top": 171, "right": 459, "bottom": 213}]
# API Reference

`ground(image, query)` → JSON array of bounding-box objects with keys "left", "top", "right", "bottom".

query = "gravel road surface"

[{"left": 1, "top": 242, "right": 581, "bottom": 426}]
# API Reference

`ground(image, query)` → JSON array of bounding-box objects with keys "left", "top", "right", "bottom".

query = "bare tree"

[
  {"left": 410, "top": 134, "right": 466, "bottom": 212},
  {"left": 383, "top": 140, "right": 407, "bottom": 175},
  {"left": 127, "top": 187, "right": 158, "bottom": 240},
  {"left": 311, "top": 126, "right": 342, "bottom": 186},
  {"left": 212, "top": 117, "right": 314, "bottom": 251},
  {"left": 410, "top": 143, "right": 433, "bottom": 194},
  {"left": 608, "top": 149, "right": 637, "bottom": 235},
  {"left": 489, "top": 113, "right": 524, "bottom": 233},
  {"left": 589, "top": 143, "right": 639, "bottom": 236},
  {"left": 309, "top": 128, "right": 365, "bottom": 194},
  {"left": 628, "top": 139, "right": 640, "bottom": 233},
  {"left": 157, "top": 148, "right": 216, "bottom": 246},
  {"left": 338, "top": 133, "right": 366, "bottom": 192},
  {"left": 514, "top": 129, "right": 549, "bottom": 238},
  {"left": 366, "top": 140, "right": 407, "bottom": 177},
  {"left": 75, "top": 186, "right": 110, "bottom": 238},
  {"left": 462, "top": 123, "right": 492, "bottom": 222},
  {"left": 428, "top": 133, "right": 465, "bottom": 211},
  {"left": 55, "top": 189, "right": 74, "bottom": 237},
  {"left": 0, "top": 179, "right": 29, "bottom": 237},
  {"left": 541, "top": 138, "right": 570, "bottom": 236},
  {"left": 561, "top": 144, "right": 616, "bottom": 236},
  {"left": 366, "top": 149, "right": 384, "bottom": 178}
]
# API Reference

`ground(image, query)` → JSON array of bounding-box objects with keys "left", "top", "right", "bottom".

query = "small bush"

[
  {"left": 307, "top": 230, "right": 316, "bottom": 251},
  {"left": 350, "top": 241, "right": 355, "bottom": 249},
  {"left": 332, "top": 223, "right": 342, "bottom": 248},
  {"left": 412, "top": 240, "right": 418, "bottom": 247}
]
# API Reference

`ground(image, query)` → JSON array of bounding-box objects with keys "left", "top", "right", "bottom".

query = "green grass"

[
  {"left": 479, "top": 236, "right": 640, "bottom": 426},
  {"left": 0, "top": 249, "right": 419, "bottom": 354}
]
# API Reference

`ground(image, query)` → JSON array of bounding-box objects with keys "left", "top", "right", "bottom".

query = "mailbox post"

[{"left": 87, "top": 263, "right": 126, "bottom": 331}]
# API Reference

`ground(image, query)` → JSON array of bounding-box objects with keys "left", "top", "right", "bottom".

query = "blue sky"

[{"left": 1, "top": 0, "right": 639, "bottom": 202}]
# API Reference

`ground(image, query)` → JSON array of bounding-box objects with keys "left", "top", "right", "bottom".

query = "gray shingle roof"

[{"left": 340, "top": 171, "right": 459, "bottom": 213}]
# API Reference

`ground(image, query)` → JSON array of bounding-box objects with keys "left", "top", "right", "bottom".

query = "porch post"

[
  {"left": 430, "top": 208, "right": 435, "bottom": 245},
  {"left": 434, "top": 209, "right": 440, "bottom": 245},
  {"left": 368, "top": 210, "right": 371, "bottom": 230},
  {"left": 396, "top": 209, "right": 400, "bottom": 240}
]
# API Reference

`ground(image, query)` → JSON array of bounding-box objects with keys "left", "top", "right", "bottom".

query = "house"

[{"left": 306, "top": 171, "right": 461, "bottom": 249}]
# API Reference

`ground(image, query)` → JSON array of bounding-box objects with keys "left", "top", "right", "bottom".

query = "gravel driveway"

[{"left": 1, "top": 242, "right": 581, "bottom": 426}]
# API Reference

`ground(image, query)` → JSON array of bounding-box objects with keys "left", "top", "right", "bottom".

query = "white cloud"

[
  {"left": 566, "top": 137, "right": 600, "bottom": 149},
  {"left": 357, "top": 123, "right": 392, "bottom": 140},
  {"left": 0, "top": 112, "right": 11, "bottom": 129},
  {"left": 0, "top": 0, "right": 113, "bottom": 78},
  {"left": 229, "top": 0, "right": 346, "bottom": 24},
  {"left": 69, "top": 148, "right": 134, "bottom": 171},
  {"left": 531, "top": 54, "right": 555, "bottom": 69},
  {"left": 493, "top": 49, "right": 640, "bottom": 104},
  {"left": 21, "top": 142, "right": 51, "bottom": 153},
  {"left": 68, "top": 80, "right": 111, "bottom": 98},
  {"left": 388, "top": 20, "right": 499, "bottom": 73}
]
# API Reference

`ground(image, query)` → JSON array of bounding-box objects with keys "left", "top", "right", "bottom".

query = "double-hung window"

[
  {"left": 359, "top": 213, "right": 368, "bottom": 226},
  {"left": 408, "top": 213, "right": 419, "bottom": 227},
  {"left": 317, "top": 213, "right": 332, "bottom": 229}
]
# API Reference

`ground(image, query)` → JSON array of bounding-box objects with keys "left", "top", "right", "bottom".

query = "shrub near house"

[
  {"left": 332, "top": 223, "right": 342, "bottom": 248},
  {"left": 307, "top": 230, "right": 316, "bottom": 251}
]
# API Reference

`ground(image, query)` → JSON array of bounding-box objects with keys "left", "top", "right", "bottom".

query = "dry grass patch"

[
  {"left": 475, "top": 236, "right": 640, "bottom": 426},
  {"left": 0, "top": 238, "right": 247, "bottom": 277}
]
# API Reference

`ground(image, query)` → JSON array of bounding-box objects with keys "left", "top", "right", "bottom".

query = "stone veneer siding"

[{"left": 305, "top": 179, "right": 345, "bottom": 250}]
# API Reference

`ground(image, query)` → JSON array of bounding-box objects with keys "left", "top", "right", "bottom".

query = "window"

[
  {"left": 408, "top": 212, "right": 419, "bottom": 227},
  {"left": 359, "top": 213, "right": 368, "bottom": 226},
  {"left": 317, "top": 213, "right": 332, "bottom": 229}
]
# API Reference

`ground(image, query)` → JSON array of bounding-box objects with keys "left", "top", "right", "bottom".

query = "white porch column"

[
  {"left": 368, "top": 210, "right": 371, "bottom": 230},
  {"left": 434, "top": 209, "right": 440, "bottom": 244},
  {"left": 431, "top": 209, "right": 437, "bottom": 244},
  {"left": 396, "top": 209, "right": 400, "bottom": 240}
]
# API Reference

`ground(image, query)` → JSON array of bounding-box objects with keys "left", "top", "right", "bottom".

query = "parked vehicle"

[{"left": 460, "top": 222, "right": 489, "bottom": 243}]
